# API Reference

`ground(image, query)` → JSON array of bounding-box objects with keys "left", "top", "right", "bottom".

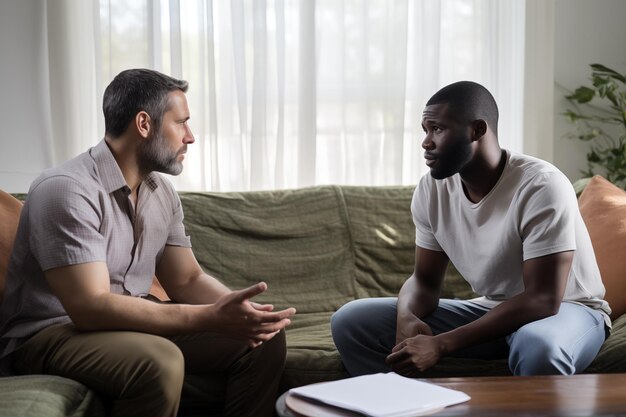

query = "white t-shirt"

[{"left": 412, "top": 150, "right": 611, "bottom": 323}]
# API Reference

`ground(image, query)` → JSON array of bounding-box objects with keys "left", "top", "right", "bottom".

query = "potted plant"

[{"left": 564, "top": 64, "right": 626, "bottom": 190}]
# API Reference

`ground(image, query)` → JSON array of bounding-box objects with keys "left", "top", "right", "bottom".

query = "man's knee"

[
  {"left": 508, "top": 329, "right": 574, "bottom": 376},
  {"left": 147, "top": 336, "right": 185, "bottom": 379},
  {"left": 125, "top": 335, "right": 185, "bottom": 401},
  {"left": 331, "top": 300, "right": 365, "bottom": 350},
  {"left": 331, "top": 299, "right": 372, "bottom": 332}
]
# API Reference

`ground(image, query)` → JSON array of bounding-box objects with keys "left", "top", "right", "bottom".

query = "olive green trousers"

[{"left": 13, "top": 323, "right": 286, "bottom": 417}]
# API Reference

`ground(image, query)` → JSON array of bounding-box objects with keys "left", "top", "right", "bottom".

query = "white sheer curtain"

[
  {"left": 41, "top": 0, "right": 100, "bottom": 166},
  {"left": 49, "top": 0, "right": 544, "bottom": 192}
]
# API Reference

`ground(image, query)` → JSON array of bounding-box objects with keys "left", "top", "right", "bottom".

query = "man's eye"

[{"left": 433, "top": 126, "right": 441, "bottom": 133}]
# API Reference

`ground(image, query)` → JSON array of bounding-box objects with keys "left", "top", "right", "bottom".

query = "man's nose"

[
  {"left": 422, "top": 134, "right": 434, "bottom": 150},
  {"left": 184, "top": 123, "right": 195, "bottom": 144}
]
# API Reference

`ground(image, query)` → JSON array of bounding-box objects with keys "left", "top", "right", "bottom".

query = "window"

[{"left": 94, "top": 0, "right": 527, "bottom": 191}]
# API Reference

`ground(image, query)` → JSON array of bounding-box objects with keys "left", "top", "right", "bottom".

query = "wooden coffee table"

[{"left": 276, "top": 374, "right": 626, "bottom": 416}]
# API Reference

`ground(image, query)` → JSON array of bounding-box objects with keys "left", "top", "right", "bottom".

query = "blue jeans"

[{"left": 331, "top": 297, "right": 607, "bottom": 376}]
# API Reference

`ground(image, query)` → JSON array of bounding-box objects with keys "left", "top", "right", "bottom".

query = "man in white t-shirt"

[{"left": 331, "top": 81, "right": 610, "bottom": 376}]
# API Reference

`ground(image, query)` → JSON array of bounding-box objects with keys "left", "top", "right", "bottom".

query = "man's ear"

[
  {"left": 471, "top": 120, "right": 487, "bottom": 141},
  {"left": 135, "top": 111, "right": 152, "bottom": 139}
]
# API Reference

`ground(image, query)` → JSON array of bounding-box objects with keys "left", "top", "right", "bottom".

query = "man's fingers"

[
  {"left": 395, "top": 365, "right": 419, "bottom": 378},
  {"left": 232, "top": 282, "right": 268, "bottom": 302},
  {"left": 391, "top": 341, "right": 406, "bottom": 353},
  {"left": 251, "top": 318, "right": 292, "bottom": 334},
  {"left": 253, "top": 329, "right": 281, "bottom": 342},
  {"left": 386, "top": 347, "right": 406, "bottom": 365},
  {"left": 246, "top": 329, "right": 282, "bottom": 348},
  {"left": 388, "top": 355, "right": 419, "bottom": 375},
  {"left": 251, "top": 302, "right": 274, "bottom": 311},
  {"left": 239, "top": 307, "right": 295, "bottom": 325},
  {"left": 253, "top": 307, "right": 296, "bottom": 323},
  {"left": 274, "top": 307, "right": 296, "bottom": 318}
]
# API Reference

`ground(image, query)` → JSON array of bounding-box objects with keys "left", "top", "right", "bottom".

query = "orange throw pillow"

[
  {"left": 0, "top": 190, "right": 23, "bottom": 301},
  {"left": 578, "top": 175, "right": 626, "bottom": 320}
]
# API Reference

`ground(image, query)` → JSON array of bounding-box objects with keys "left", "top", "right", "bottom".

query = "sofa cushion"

[
  {"left": 281, "top": 312, "right": 347, "bottom": 391},
  {"left": 0, "top": 190, "right": 22, "bottom": 301},
  {"left": 578, "top": 175, "right": 626, "bottom": 320},
  {"left": 587, "top": 313, "right": 626, "bottom": 373},
  {"left": 0, "top": 374, "right": 106, "bottom": 417},
  {"left": 179, "top": 187, "right": 356, "bottom": 314}
]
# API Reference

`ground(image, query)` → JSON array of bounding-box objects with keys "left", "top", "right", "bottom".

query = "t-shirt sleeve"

[
  {"left": 412, "top": 175, "right": 443, "bottom": 251},
  {"left": 518, "top": 172, "right": 577, "bottom": 261},
  {"left": 28, "top": 176, "right": 107, "bottom": 271}
]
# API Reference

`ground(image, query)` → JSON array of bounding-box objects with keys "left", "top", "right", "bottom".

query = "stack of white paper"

[{"left": 288, "top": 372, "right": 470, "bottom": 417}]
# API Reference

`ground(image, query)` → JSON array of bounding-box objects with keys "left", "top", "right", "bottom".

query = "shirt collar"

[{"left": 91, "top": 139, "right": 159, "bottom": 194}]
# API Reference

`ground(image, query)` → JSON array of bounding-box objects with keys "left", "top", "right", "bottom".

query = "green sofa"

[
  {"left": 177, "top": 185, "right": 626, "bottom": 394},
  {"left": 2, "top": 185, "right": 625, "bottom": 416}
]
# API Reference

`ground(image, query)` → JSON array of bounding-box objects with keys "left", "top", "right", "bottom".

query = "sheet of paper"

[{"left": 289, "top": 372, "right": 470, "bottom": 417}]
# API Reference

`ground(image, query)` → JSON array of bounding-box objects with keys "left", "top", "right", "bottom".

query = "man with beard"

[
  {"left": 331, "top": 81, "right": 610, "bottom": 377},
  {"left": 0, "top": 69, "right": 295, "bottom": 417}
]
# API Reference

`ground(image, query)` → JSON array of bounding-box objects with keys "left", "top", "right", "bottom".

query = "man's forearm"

[
  {"left": 397, "top": 275, "right": 439, "bottom": 319},
  {"left": 70, "top": 281, "right": 294, "bottom": 349},
  {"left": 73, "top": 292, "right": 215, "bottom": 335},
  {"left": 435, "top": 291, "right": 558, "bottom": 355}
]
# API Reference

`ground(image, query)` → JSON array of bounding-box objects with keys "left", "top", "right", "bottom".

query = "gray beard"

[{"left": 138, "top": 131, "right": 184, "bottom": 176}]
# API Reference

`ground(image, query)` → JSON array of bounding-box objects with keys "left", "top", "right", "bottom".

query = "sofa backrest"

[
  {"left": 339, "top": 185, "right": 422, "bottom": 298},
  {"left": 340, "top": 185, "right": 476, "bottom": 300},
  {"left": 179, "top": 186, "right": 357, "bottom": 314},
  {"left": 3, "top": 179, "right": 624, "bottom": 319},
  {"left": 179, "top": 185, "right": 475, "bottom": 314},
  {"left": 0, "top": 190, "right": 23, "bottom": 303}
]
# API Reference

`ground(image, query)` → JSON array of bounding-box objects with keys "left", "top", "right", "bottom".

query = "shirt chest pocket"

[
  {"left": 135, "top": 212, "right": 171, "bottom": 266},
  {"left": 122, "top": 213, "right": 170, "bottom": 295}
]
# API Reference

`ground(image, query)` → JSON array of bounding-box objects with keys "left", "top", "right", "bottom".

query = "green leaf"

[
  {"left": 563, "top": 109, "right": 582, "bottom": 122},
  {"left": 565, "top": 64, "right": 626, "bottom": 187},
  {"left": 567, "top": 86, "right": 595, "bottom": 103},
  {"left": 591, "top": 63, "right": 626, "bottom": 83},
  {"left": 588, "top": 150, "right": 601, "bottom": 162},
  {"left": 592, "top": 76, "right": 610, "bottom": 88},
  {"left": 577, "top": 130, "right": 602, "bottom": 142},
  {"left": 597, "top": 82, "right": 619, "bottom": 105}
]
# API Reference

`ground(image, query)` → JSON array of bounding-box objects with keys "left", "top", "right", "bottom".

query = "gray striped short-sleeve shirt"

[{"left": 0, "top": 139, "right": 191, "bottom": 369}]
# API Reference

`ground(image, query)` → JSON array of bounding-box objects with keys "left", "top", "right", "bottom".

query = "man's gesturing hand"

[
  {"left": 212, "top": 282, "right": 296, "bottom": 348},
  {"left": 385, "top": 335, "right": 442, "bottom": 377}
]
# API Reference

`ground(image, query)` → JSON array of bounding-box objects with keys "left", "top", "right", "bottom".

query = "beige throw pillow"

[{"left": 578, "top": 175, "right": 626, "bottom": 320}]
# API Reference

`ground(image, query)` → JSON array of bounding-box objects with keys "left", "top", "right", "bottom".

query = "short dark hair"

[
  {"left": 103, "top": 69, "right": 189, "bottom": 138},
  {"left": 426, "top": 81, "right": 499, "bottom": 136}
]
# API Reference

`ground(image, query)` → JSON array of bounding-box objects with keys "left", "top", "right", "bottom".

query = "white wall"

[
  {"left": 553, "top": 0, "right": 626, "bottom": 181},
  {"left": 1, "top": 1, "right": 625, "bottom": 192},
  {"left": 0, "top": 1, "right": 52, "bottom": 193}
]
